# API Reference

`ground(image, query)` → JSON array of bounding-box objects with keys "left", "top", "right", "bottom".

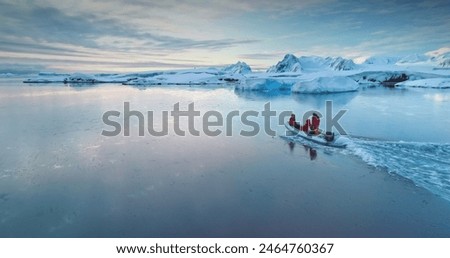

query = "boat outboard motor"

[{"left": 324, "top": 131, "right": 334, "bottom": 142}]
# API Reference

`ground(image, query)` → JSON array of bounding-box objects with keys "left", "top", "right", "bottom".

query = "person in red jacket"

[
  {"left": 289, "top": 114, "right": 301, "bottom": 129},
  {"left": 310, "top": 113, "right": 320, "bottom": 134},
  {"left": 302, "top": 118, "right": 311, "bottom": 133}
]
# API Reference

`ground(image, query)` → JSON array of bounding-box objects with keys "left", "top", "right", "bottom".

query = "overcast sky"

[{"left": 0, "top": 0, "right": 449, "bottom": 73}]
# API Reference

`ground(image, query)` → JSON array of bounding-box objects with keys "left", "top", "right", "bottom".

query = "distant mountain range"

[
  {"left": 221, "top": 61, "right": 252, "bottom": 74},
  {"left": 363, "top": 51, "right": 450, "bottom": 67},
  {"left": 267, "top": 54, "right": 356, "bottom": 73},
  {"left": 264, "top": 50, "right": 450, "bottom": 73}
]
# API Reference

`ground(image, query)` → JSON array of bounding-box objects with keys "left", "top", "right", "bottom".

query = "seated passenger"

[
  {"left": 289, "top": 114, "right": 301, "bottom": 130},
  {"left": 310, "top": 113, "right": 320, "bottom": 134}
]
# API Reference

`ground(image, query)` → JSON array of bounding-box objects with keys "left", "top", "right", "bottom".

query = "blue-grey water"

[{"left": 1, "top": 78, "right": 450, "bottom": 237}]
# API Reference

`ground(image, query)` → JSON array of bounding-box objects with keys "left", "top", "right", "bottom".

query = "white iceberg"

[
  {"left": 236, "top": 78, "right": 298, "bottom": 91},
  {"left": 292, "top": 76, "right": 359, "bottom": 93}
]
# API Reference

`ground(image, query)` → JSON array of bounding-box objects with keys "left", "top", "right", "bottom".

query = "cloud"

[
  {"left": 0, "top": 1, "right": 258, "bottom": 52},
  {"left": 0, "top": 63, "right": 47, "bottom": 75},
  {"left": 238, "top": 53, "right": 287, "bottom": 60},
  {"left": 0, "top": 0, "right": 449, "bottom": 72}
]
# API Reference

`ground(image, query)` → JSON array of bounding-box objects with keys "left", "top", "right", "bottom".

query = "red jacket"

[
  {"left": 289, "top": 116, "right": 296, "bottom": 126},
  {"left": 311, "top": 116, "right": 320, "bottom": 130},
  {"left": 302, "top": 119, "right": 311, "bottom": 132}
]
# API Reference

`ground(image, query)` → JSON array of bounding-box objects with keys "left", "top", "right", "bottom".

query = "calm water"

[{"left": 0, "top": 78, "right": 449, "bottom": 237}]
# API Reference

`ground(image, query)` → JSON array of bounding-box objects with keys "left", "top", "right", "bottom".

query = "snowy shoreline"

[{"left": 21, "top": 53, "right": 450, "bottom": 93}]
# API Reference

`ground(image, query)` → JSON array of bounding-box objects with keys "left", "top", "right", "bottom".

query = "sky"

[{"left": 0, "top": 0, "right": 449, "bottom": 73}]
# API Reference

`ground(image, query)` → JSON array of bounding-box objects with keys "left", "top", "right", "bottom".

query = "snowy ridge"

[
  {"left": 362, "top": 49, "right": 450, "bottom": 68},
  {"left": 267, "top": 54, "right": 302, "bottom": 73},
  {"left": 222, "top": 61, "right": 252, "bottom": 74},
  {"left": 326, "top": 57, "right": 356, "bottom": 71},
  {"left": 440, "top": 59, "right": 450, "bottom": 67},
  {"left": 267, "top": 54, "right": 356, "bottom": 73},
  {"left": 397, "top": 54, "right": 429, "bottom": 64},
  {"left": 363, "top": 56, "right": 400, "bottom": 65}
]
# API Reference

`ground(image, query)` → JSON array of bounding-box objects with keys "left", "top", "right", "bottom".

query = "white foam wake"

[{"left": 344, "top": 138, "right": 450, "bottom": 201}]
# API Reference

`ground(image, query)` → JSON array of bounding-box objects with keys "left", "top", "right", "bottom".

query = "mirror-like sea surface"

[{"left": 1, "top": 79, "right": 449, "bottom": 237}]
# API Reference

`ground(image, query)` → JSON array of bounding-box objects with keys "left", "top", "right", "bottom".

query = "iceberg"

[
  {"left": 292, "top": 76, "right": 359, "bottom": 93},
  {"left": 236, "top": 78, "right": 297, "bottom": 91}
]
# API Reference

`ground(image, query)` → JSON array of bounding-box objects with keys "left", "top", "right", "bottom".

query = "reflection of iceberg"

[
  {"left": 292, "top": 91, "right": 357, "bottom": 108},
  {"left": 233, "top": 88, "right": 291, "bottom": 100},
  {"left": 63, "top": 83, "right": 100, "bottom": 89}
]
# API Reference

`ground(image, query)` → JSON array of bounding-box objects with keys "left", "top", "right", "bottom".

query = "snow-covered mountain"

[
  {"left": 326, "top": 57, "right": 356, "bottom": 71},
  {"left": 363, "top": 56, "right": 400, "bottom": 65},
  {"left": 222, "top": 61, "right": 252, "bottom": 74},
  {"left": 429, "top": 51, "right": 450, "bottom": 68},
  {"left": 267, "top": 54, "right": 302, "bottom": 73},
  {"left": 397, "top": 54, "right": 429, "bottom": 64},
  {"left": 363, "top": 50, "right": 450, "bottom": 68},
  {"left": 267, "top": 54, "right": 356, "bottom": 73},
  {"left": 440, "top": 59, "right": 450, "bottom": 67}
]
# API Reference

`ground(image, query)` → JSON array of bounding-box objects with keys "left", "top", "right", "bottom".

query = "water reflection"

[
  {"left": 63, "top": 83, "right": 99, "bottom": 89},
  {"left": 286, "top": 140, "right": 318, "bottom": 160},
  {"left": 233, "top": 88, "right": 291, "bottom": 100},
  {"left": 233, "top": 88, "right": 357, "bottom": 109},
  {"left": 292, "top": 91, "right": 357, "bottom": 108}
]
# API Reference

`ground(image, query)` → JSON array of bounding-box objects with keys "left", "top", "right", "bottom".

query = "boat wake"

[
  {"left": 345, "top": 137, "right": 450, "bottom": 201},
  {"left": 282, "top": 134, "right": 450, "bottom": 201}
]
